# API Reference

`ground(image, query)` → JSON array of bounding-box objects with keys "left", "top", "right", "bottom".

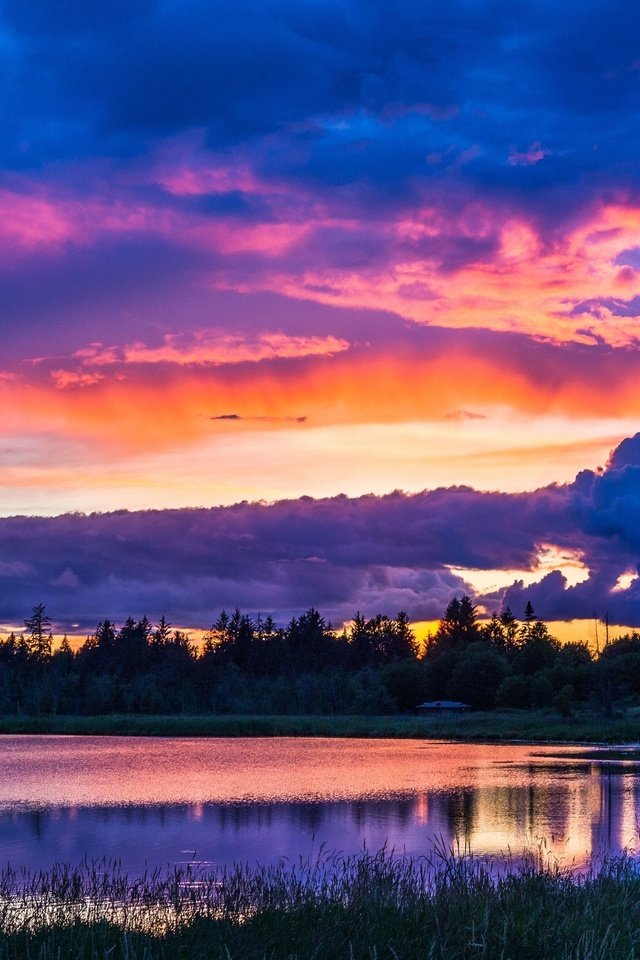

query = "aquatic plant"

[{"left": 0, "top": 847, "right": 639, "bottom": 958}]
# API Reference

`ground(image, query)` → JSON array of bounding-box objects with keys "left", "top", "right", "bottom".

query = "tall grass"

[
  {"left": 1, "top": 709, "right": 640, "bottom": 742},
  {"left": 0, "top": 848, "right": 639, "bottom": 958}
]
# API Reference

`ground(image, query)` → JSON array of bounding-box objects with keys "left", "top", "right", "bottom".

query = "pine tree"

[{"left": 24, "top": 603, "right": 52, "bottom": 658}]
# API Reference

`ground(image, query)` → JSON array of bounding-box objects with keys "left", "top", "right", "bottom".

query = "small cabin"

[{"left": 416, "top": 700, "right": 471, "bottom": 713}]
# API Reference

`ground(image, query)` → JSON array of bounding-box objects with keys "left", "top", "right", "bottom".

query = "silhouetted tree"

[
  {"left": 24, "top": 603, "right": 52, "bottom": 658},
  {"left": 430, "top": 595, "right": 481, "bottom": 652}
]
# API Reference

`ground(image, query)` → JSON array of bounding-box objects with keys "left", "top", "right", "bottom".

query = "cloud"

[
  {"left": 0, "top": 483, "right": 560, "bottom": 629},
  {"left": 444, "top": 410, "right": 488, "bottom": 421},
  {"left": 4, "top": 319, "right": 640, "bottom": 456},
  {"left": 491, "top": 432, "right": 640, "bottom": 623},
  {"left": 2, "top": 1, "right": 640, "bottom": 590},
  {"left": 0, "top": 1, "right": 640, "bottom": 358},
  {"left": 51, "top": 370, "right": 105, "bottom": 389},
  {"left": 209, "top": 414, "right": 307, "bottom": 423},
  {"left": 1, "top": 432, "right": 640, "bottom": 631},
  {"left": 80, "top": 331, "right": 350, "bottom": 367},
  {"left": 508, "top": 142, "right": 549, "bottom": 167}
]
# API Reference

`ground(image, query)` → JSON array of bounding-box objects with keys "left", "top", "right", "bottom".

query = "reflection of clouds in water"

[
  {"left": 2, "top": 740, "right": 640, "bottom": 874},
  {"left": 1, "top": 768, "right": 640, "bottom": 875}
]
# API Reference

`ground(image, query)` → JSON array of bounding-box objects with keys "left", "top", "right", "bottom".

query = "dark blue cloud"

[{"left": 1, "top": 0, "right": 639, "bottom": 227}]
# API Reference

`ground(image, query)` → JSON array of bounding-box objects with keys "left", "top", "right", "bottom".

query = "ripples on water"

[{"left": 0, "top": 736, "right": 639, "bottom": 874}]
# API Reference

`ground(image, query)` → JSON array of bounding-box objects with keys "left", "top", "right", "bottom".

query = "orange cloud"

[{"left": 2, "top": 344, "right": 640, "bottom": 456}]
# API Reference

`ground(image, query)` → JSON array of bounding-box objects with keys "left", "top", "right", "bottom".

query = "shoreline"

[{"left": 0, "top": 710, "right": 639, "bottom": 744}]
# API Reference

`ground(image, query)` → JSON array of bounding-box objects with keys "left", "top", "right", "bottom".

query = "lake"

[{"left": 1, "top": 735, "right": 639, "bottom": 874}]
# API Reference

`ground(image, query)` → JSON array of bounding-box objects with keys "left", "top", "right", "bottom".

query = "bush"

[
  {"left": 495, "top": 674, "right": 531, "bottom": 709},
  {"left": 553, "top": 683, "right": 574, "bottom": 717},
  {"left": 449, "top": 643, "right": 509, "bottom": 710}
]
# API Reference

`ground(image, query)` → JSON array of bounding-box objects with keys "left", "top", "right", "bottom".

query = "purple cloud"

[{"left": 1, "top": 433, "right": 640, "bottom": 631}]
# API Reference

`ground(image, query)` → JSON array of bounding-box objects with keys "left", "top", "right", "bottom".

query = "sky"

[{"left": 1, "top": 0, "right": 640, "bottom": 634}]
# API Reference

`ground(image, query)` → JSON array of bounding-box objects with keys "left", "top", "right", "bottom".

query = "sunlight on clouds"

[
  {"left": 75, "top": 331, "right": 350, "bottom": 367},
  {"left": 267, "top": 202, "right": 640, "bottom": 348},
  {"left": 0, "top": 417, "right": 632, "bottom": 517},
  {"left": 448, "top": 544, "right": 590, "bottom": 600},
  {"left": 611, "top": 570, "right": 638, "bottom": 593}
]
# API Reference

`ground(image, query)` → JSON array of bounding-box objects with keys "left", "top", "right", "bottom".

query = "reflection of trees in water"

[
  {"left": 28, "top": 809, "right": 43, "bottom": 839},
  {"left": 429, "top": 790, "right": 476, "bottom": 843},
  {"left": 590, "top": 768, "right": 640, "bottom": 852},
  {"left": 487, "top": 784, "right": 571, "bottom": 839},
  {"left": 8, "top": 764, "right": 640, "bottom": 857},
  {"left": 14, "top": 797, "right": 422, "bottom": 844},
  {"left": 209, "top": 798, "right": 416, "bottom": 833},
  {"left": 350, "top": 798, "right": 415, "bottom": 829}
]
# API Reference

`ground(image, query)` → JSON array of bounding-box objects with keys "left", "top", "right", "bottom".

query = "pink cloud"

[
  {"left": 3, "top": 157, "right": 640, "bottom": 353},
  {"left": 0, "top": 189, "right": 78, "bottom": 251},
  {"left": 71, "top": 331, "right": 350, "bottom": 368},
  {"left": 51, "top": 370, "right": 106, "bottom": 389},
  {"left": 508, "top": 141, "right": 549, "bottom": 166}
]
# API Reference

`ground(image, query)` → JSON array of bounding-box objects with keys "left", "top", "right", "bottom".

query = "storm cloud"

[{"left": 1, "top": 434, "right": 639, "bottom": 632}]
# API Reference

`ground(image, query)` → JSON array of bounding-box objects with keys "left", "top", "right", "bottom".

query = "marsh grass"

[
  {"left": 0, "top": 847, "right": 639, "bottom": 958},
  {"left": 1, "top": 710, "right": 640, "bottom": 743}
]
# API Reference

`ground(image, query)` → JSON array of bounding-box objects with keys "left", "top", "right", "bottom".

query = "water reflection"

[
  {"left": 1, "top": 770, "right": 640, "bottom": 873},
  {"left": 1, "top": 737, "right": 639, "bottom": 873}
]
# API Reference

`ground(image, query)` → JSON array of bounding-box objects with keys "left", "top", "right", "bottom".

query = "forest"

[{"left": 0, "top": 597, "right": 636, "bottom": 716}]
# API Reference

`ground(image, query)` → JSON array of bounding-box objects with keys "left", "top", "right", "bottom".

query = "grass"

[
  {"left": 0, "top": 709, "right": 639, "bottom": 743},
  {"left": 0, "top": 849, "right": 639, "bottom": 958}
]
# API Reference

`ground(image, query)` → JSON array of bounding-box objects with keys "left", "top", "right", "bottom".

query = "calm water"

[{"left": 0, "top": 735, "right": 639, "bottom": 873}]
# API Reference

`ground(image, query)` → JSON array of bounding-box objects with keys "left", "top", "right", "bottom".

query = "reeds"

[
  {"left": 0, "top": 847, "right": 639, "bottom": 958},
  {"left": 1, "top": 709, "right": 640, "bottom": 743}
]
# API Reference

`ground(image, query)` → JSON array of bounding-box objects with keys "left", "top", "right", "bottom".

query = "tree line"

[{"left": 0, "top": 597, "right": 636, "bottom": 716}]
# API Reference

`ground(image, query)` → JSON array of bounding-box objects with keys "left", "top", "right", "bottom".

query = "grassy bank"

[
  {"left": 0, "top": 709, "right": 639, "bottom": 742},
  {"left": 0, "top": 851, "right": 639, "bottom": 958}
]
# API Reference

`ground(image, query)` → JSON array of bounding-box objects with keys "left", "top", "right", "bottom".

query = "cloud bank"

[{"left": 1, "top": 434, "right": 639, "bottom": 632}]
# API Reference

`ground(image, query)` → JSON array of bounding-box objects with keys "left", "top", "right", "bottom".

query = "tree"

[
  {"left": 520, "top": 601, "right": 536, "bottom": 644},
  {"left": 482, "top": 612, "right": 506, "bottom": 650},
  {"left": 24, "top": 603, "right": 52, "bottom": 658},
  {"left": 500, "top": 606, "right": 519, "bottom": 649},
  {"left": 349, "top": 612, "right": 372, "bottom": 667},
  {"left": 449, "top": 643, "right": 509, "bottom": 709},
  {"left": 387, "top": 612, "right": 419, "bottom": 661},
  {"left": 286, "top": 608, "right": 334, "bottom": 673},
  {"left": 515, "top": 617, "right": 560, "bottom": 675},
  {"left": 430, "top": 595, "right": 481, "bottom": 652},
  {"left": 153, "top": 615, "right": 172, "bottom": 646}
]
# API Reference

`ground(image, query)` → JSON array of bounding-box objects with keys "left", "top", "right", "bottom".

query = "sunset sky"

[{"left": 1, "top": 0, "right": 640, "bottom": 634}]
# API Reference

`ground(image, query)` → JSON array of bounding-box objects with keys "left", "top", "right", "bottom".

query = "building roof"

[{"left": 416, "top": 700, "right": 470, "bottom": 709}]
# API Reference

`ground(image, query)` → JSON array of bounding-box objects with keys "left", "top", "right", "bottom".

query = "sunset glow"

[{"left": 1, "top": 0, "right": 640, "bottom": 634}]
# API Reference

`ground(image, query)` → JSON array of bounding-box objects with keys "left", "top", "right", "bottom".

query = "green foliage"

[
  {"left": 449, "top": 642, "right": 509, "bottom": 709},
  {"left": 0, "top": 596, "right": 618, "bottom": 717},
  {"left": 430, "top": 594, "right": 481, "bottom": 652},
  {"left": 530, "top": 672, "right": 554, "bottom": 708},
  {"left": 495, "top": 674, "right": 531, "bottom": 709},
  {"left": 2, "top": 851, "right": 640, "bottom": 959},
  {"left": 0, "top": 709, "right": 639, "bottom": 742},
  {"left": 23, "top": 603, "right": 52, "bottom": 658},
  {"left": 379, "top": 659, "right": 429, "bottom": 710},
  {"left": 553, "top": 683, "right": 575, "bottom": 717}
]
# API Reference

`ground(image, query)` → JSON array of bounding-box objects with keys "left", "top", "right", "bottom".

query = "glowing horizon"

[{"left": 2, "top": 0, "right": 640, "bottom": 631}]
